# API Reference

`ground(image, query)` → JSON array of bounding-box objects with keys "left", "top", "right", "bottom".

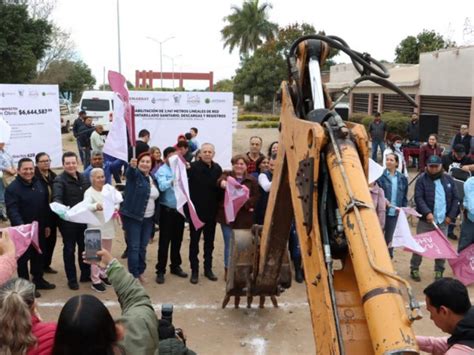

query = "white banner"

[
  {"left": 0, "top": 84, "right": 62, "bottom": 167},
  {"left": 130, "top": 91, "right": 233, "bottom": 168}
]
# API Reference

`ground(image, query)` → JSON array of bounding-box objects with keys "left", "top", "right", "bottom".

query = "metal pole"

[
  {"left": 160, "top": 42, "right": 163, "bottom": 89},
  {"left": 116, "top": 0, "right": 122, "bottom": 73},
  {"left": 171, "top": 58, "right": 175, "bottom": 90}
]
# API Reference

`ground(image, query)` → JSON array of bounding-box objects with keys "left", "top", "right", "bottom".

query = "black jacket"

[
  {"left": 448, "top": 307, "right": 474, "bottom": 349},
  {"left": 72, "top": 117, "right": 84, "bottom": 138},
  {"left": 52, "top": 171, "right": 90, "bottom": 208},
  {"left": 406, "top": 120, "right": 420, "bottom": 141},
  {"left": 5, "top": 176, "right": 49, "bottom": 228},
  {"left": 77, "top": 124, "right": 94, "bottom": 147},
  {"left": 128, "top": 140, "right": 150, "bottom": 160},
  {"left": 414, "top": 172, "right": 459, "bottom": 221},
  {"left": 188, "top": 160, "right": 222, "bottom": 222},
  {"left": 453, "top": 133, "right": 472, "bottom": 153},
  {"left": 35, "top": 167, "right": 58, "bottom": 228}
]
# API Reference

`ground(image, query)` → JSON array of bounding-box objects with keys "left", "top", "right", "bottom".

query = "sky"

[{"left": 52, "top": 0, "right": 474, "bottom": 90}]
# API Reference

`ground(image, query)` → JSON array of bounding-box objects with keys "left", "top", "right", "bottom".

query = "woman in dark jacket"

[
  {"left": 34, "top": 152, "right": 58, "bottom": 274},
  {"left": 120, "top": 152, "right": 159, "bottom": 281},
  {"left": 377, "top": 153, "right": 408, "bottom": 257},
  {"left": 216, "top": 155, "right": 259, "bottom": 277},
  {"left": 419, "top": 134, "right": 443, "bottom": 171}
]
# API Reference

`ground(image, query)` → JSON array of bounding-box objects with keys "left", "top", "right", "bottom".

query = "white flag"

[
  {"left": 103, "top": 94, "right": 128, "bottom": 161},
  {"left": 102, "top": 184, "right": 123, "bottom": 223},
  {"left": 391, "top": 209, "right": 425, "bottom": 253},
  {"left": 0, "top": 115, "right": 11, "bottom": 143}
]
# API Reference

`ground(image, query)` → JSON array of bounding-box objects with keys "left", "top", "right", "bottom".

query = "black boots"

[{"left": 294, "top": 258, "right": 304, "bottom": 283}]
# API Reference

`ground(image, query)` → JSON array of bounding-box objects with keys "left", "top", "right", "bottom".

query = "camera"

[
  {"left": 161, "top": 303, "right": 173, "bottom": 324},
  {"left": 159, "top": 304, "right": 187, "bottom": 346}
]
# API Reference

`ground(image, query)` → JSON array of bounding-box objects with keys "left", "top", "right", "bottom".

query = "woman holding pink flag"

[
  {"left": 83, "top": 168, "right": 123, "bottom": 292},
  {"left": 216, "top": 155, "right": 259, "bottom": 280}
]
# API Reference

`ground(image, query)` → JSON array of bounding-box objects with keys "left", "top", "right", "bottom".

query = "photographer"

[
  {"left": 158, "top": 318, "right": 196, "bottom": 355},
  {"left": 53, "top": 249, "right": 159, "bottom": 354}
]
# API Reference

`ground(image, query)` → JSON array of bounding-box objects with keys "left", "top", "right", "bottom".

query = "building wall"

[{"left": 419, "top": 46, "right": 474, "bottom": 97}]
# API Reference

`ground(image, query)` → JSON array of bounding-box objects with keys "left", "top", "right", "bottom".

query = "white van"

[{"left": 79, "top": 91, "right": 114, "bottom": 131}]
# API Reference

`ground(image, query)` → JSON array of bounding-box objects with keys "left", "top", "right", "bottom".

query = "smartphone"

[{"left": 84, "top": 228, "right": 102, "bottom": 261}]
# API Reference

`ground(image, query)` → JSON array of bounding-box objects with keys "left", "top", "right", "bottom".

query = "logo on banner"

[
  {"left": 205, "top": 98, "right": 226, "bottom": 104},
  {"left": 173, "top": 94, "right": 182, "bottom": 104},
  {"left": 1, "top": 91, "right": 15, "bottom": 97},
  {"left": 151, "top": 97, "right": 169, "bottom": 104},
  {"left": 41, "top": 91, "right": 56, "bottom": 96},
  {"left": 18, "top": 90, "right": 25, "bottom": 97},
  {"left": 28, "top": 90, "right": 39, "bottom": 97},
  {"left": 187, "top": 94, "right": 200, "bottom": 105}
]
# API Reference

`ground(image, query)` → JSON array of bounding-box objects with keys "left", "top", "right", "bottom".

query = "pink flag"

[
  {"left": 449, "top": 244, "right": 474, "bottom": 286},
  {"left": 108, "top": 70, "right": 135, "bottom": 146},
  {"left": 406, "top": 227, "right": 458, "bottom": 259},
  {"left": 224, "top": 177, "right": 250, "bottom": 224},
  {"left": 2, "top": 222, "right": 41, "bottom": 259}
]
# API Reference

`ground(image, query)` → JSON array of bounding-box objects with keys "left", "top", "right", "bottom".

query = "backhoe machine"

[{"left": 224, "top": 35, "right": 423, "bottom": 354}]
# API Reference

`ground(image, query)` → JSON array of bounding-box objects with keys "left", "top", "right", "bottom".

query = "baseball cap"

[
  {"left": 427, "top": 155, "right": 442, "bottom": 165},
  {"left": 453, "top": 144, "right": 466, "bottom": 154}
]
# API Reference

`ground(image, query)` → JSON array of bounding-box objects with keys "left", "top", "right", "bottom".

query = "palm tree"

[{"left": 221, "top": 0, "right": 278, "bottom": 55}]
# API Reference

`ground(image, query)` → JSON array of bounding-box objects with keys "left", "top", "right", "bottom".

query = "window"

[{"left": 81, "top": 99, "right": 110, "bottom": 111}]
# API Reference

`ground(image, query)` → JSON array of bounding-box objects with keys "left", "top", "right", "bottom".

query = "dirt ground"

[{"left": 2, "top": 123, "right": 473, "bottom": 354}]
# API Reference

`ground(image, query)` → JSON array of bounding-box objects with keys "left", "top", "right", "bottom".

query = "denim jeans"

[
  {"left": 458, "top": 218, "right": 474, "bottom": 252},
  {"left": 288, "top": 223, "right": 301, "bottom": 261},
  {"left": 0, "top": 179, "right": 5, "bottom": 218},
  {"left": 220, "top": 224, "right": 233, "bottom": 268},
  {"left": 76, "top": 141, "right": 85, "bottom": 164},
  {"left": 384, "top": 215, "right": 398, "bottom": 258},
  {"left": 123, "top": 216, "right": 154, "bottom": 278},
  {"left": 410, "top": 220, "right": 448, "bottom": 272},
  {"left": 371, "top": 140, "right": 386, "bottom": 162}
]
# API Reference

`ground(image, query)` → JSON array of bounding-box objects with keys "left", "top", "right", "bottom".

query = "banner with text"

[
  {"left": 0, "top": 84, "right": 62, "bottom": 167},
  {"left": 130, "top": 91, "right": 233, "bottom": 168}
]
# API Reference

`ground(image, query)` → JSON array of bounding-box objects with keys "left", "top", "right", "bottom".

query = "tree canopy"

[
  {"left": 395, "top": 29, "right": 455, "bottom": 64},
  {"left": 35, "top": 60, "right": 96, "bottom": 101},
  {"left": 221, "top": 0, "right": 278, "bottom": 55},
  {"left": 0, "top": 2, "right": 52, "bottom": 83},
  {"left": 233, "top": 23, "right": 336, "bottom": 103}
]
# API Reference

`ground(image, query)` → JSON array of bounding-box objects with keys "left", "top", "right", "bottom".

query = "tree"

[
  {"left": 0, "top": 2, "right": 52, "bottom": 83},
  {"left": 99, "top": 81, "right": 134, "bottom": 91},
  {"left": 37, "top": 25, "right": 76, "bottom": 74},
  {"left": 213, "top": 79, "right": 234, "bottom": 92},
  {"left": 395, "top": 29, "right": 456, "bottom": 64},
  {"left": 233, "top": 23, "right": 336, "bottom": 104},
  {"left": 34, "top": 60, "right": 96, "bottom": 101},
  {"left": 221, "top": 0, "right": 278, "bottom": 55}
]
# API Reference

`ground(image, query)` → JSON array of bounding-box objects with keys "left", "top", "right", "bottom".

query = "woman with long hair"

[
  {"left": 0, "top": 278, "right": 56, "bottom": 355},
  {"left": 377, "top": 153, "right": 408, "bottom": 258},
  {"left": 150, "top": 146, "right": 163, "bottom": 176},
  {"left": 419, "top": 134, "right": 443, "bottom": 171}
]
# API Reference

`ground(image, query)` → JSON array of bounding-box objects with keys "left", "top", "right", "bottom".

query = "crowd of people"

[
  {"left": 369, "top": 112, "right": 474, "bottom": 281},
  {"left": 0, "top": 109, "right": 473, "bottom": 354}
]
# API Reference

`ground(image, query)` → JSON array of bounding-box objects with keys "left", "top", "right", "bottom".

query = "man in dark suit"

[
  {"left": 187, "top": 143, "right": 222, "bottom": 284},
  {"left": 5, "top": 158, "right": 56, "bottom": 294}
]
